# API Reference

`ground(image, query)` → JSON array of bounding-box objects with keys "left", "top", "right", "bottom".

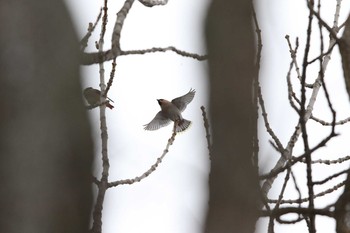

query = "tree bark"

[
  {"left": 204, "top": 0, "right": 259, "bottom": 232},
  {"left": 0, "top": 1, "right": 93, "bottom": 233},
  {"left": 340, "top": 13, "right": 350, "bottom": 101},
  {"left": 335, "top": 12, "right": 350, "bottom": 233}
]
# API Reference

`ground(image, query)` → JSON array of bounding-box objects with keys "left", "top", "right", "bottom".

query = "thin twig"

[
  {"left": 268, "top": 169, "right": 292, "bottom": 232},
  {"left": 108, "top": 123, "right": 177, "bottom": 187},
  {"left": 252, "top": 7, "right": 262, "bottom": 169},
  {"left": 257, "top": 84, "right": 284, "bottom": 153},
  {"left": 307, "top": 3, "right": 340, "bottom": 42},
  {"left": 200, "top": 106, "right": 212, "bottom": 160},
  {"left": 286, "top": 61, "right": 301, "bottom": 113},
  {"left": 267, "top": 180, "right": 346, "bottom": 204},
  {"left": 313, "top": 168, "right": 349, "bottom": 185},
  {"left": 300, "top": 155, "right": 350, "bottom": 165},
  {"left": 285, "top": 35, "right": 312, "bottom": 88},
  {"left": 80, "top": 8, "right": 103, "bottom": 51},
  {"left": 105, "top": 58, "right": 117, "bottom": 97},
  {"left": 121, "top": 47, "right": 208, "bottom": 61},
  {"left": 300, "top": 2, "right": 316, "bottom": 230},
  {"left": 261, "top": 207, "right": 334, "bottom": 218},
  {"left": 81, "top": 46, "right": 207, "bottom": 65},
  {"left": 310, "top": 115, "right": 350, "bottom": 126}
]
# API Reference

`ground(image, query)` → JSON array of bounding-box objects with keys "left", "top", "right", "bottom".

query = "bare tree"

[
  {"left": 5, "top": 0, "right": 350, "bottom": 233},
  {"left": 80, "top": 0, "right": 350, "bottom": 232},
  {"left": 79, "top": 1, "right": 207, "bottom": 233},
  {"left": 256, "top": 1, "right": 350, "bottom": 233}
]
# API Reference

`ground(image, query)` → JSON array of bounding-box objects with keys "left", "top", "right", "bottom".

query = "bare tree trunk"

[
  {"left": 335, "top": 174, "right": 350, "bottom": 233},
  {"left": 204, "top": 0, "right": 259, "bottom": 232},
  {"left": 339, "top": 13, "right": 350, "bottom": 101},
  {"left": 0, "top": 1, "right": 93, "bottom": 233},
  {"left": 335, "top": 12, "right": 350, "bottom": 233}
]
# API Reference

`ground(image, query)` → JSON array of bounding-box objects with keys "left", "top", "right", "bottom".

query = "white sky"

[
  {"left": 256, "top": 1, "right": 350, "bottom": 233},
  {"left": 65, "top": 1, "right": 210, "bottom": 233},
  {"left": 65, "top": 0, "right": 350, "bottom": 233}
]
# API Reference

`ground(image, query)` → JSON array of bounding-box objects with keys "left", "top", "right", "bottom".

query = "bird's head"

[{"left": 157, "top": 99, "right": 164, "bottom": 106}]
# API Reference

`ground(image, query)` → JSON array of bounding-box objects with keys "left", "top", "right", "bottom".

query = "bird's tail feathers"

[
  {"left": 175, "top": 119, "right": 192, "bottom": 132},
  {"left": 106, "top": 101, "right": 114, "bottom": 109}
]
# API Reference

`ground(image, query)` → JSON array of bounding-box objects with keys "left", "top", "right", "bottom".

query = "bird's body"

[
  {"left": 158, "top": 99, "right": 181, "bottom": 121},
  {"left": 144, "top": 89, "right": 195, "bottom": 132},
  {"left": 83, "top": 87, "right": 114, "bottom": 109}
]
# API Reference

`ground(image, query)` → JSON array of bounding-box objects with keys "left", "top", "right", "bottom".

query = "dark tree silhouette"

[
  {"left": 0, "top": 1, "right": 93, "bottom": 233},
  {"left": 205, "top": 1, "right": 260, "bottom": 232}
]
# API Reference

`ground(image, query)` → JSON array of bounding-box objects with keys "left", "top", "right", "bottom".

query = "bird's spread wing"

[
  {"left": 171, "top": 88, "right": 196, "bottom": 112},
  {"left": 144, "top": 111, "right": 172, "bottom": 131}
]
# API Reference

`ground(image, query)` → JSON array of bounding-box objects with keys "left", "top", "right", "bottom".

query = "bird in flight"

[{"left": 144, "top": 89, "right": 195, "bottom": 132}]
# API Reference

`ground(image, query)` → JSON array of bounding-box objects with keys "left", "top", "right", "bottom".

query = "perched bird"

[
  {"left": 83, "top": 87, "right": 114, "bottom": 109},
  {"left": 144, "top": 89, "right": 195, "bottom": 132}
]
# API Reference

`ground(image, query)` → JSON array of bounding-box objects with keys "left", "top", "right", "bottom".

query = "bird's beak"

[{"left": 157, "top": 99, "right": 161, "bottom": 105}]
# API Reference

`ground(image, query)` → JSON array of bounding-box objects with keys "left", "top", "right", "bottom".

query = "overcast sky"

[
  {"left": 256, "top": 1, "right": 350, "bottom": 232},
  {"left": 65, "top": 1, "right": 350, "bottom": 233},
  {"left": 65, "top": 1, "right": 209, "bottom": 233}
]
